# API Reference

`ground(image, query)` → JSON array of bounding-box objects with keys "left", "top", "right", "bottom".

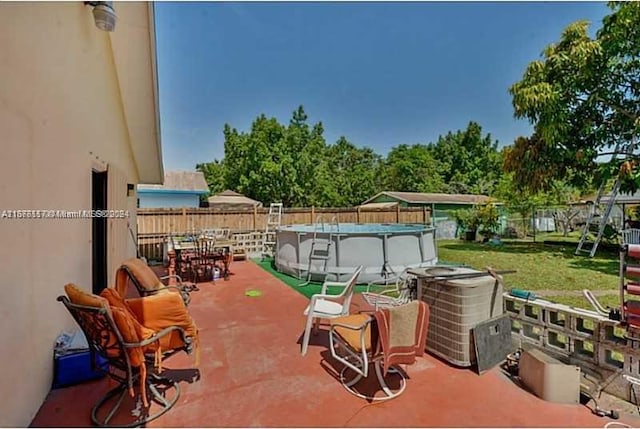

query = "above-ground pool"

[{"left": 275, "top": 223, "right": 437, "bottom": 283}]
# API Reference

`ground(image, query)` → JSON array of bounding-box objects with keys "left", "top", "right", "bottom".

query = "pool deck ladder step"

[
  {"left": 299, "top": 216, "right": 339, "bottom": 286},
  {"left": 262, "top": 202, "right": 283, "bottom": 260}
]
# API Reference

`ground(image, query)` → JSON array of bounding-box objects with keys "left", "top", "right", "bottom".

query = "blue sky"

[{"left": 154, "top": 1, "right": 611, "bottom": 171}]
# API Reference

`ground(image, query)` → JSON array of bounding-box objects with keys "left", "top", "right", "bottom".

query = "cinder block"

[
  {"left": 625, "top": 327, "right": 640, "bottom": 351},
  {"left": 569, "top": 336, "right": 598, "bottom": 364},
  {"left": 504, "top": 296, "right": 521, "bottom": 316},
  {"left": 600, "top": 320, "right": 628, "bottom": 347},
  {"left": 624, "top": 354, "right": 640, "bottom": 377},
  {"left": 520, "top": 320, "right": 544, "bottom": 346},
  {"left": 545, "top": 307, "right": 572, "bottom": 332},
  {"left": 545, "top": 328, "right": 570, "bottom": 353},
  {"left": 522, "top": 302, "right": 545, "bottom": 324},
  {"left": 598, "top": 344, "right": 625, "bottom": 371},
  {"left": 571, "top": 313, "right": 600, "bottom": 338}
]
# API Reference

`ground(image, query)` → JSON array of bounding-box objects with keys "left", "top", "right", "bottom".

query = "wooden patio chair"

[{"left": 58, "top": 284, "right": 199, "bottom": 427}]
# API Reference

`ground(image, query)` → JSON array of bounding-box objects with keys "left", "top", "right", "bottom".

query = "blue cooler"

[{"left": 52, "top": 350, "right": 108, "bottom": 389}]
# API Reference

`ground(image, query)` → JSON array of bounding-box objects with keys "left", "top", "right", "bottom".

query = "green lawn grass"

[
  {"left": 253, "top": 240, "right": 622, "bottom": 310},
  {"left": 252, "top": 258, "right": 371, "bottom": 299},
  {"left": 543, "top": 294, "right": 621, "bottom": 310},
  {"left": 437, "top": 239, "right": 620, "bottom": 309}
]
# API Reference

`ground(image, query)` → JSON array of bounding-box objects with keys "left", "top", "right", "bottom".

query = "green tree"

[
  {"left": 221, "top": 106, "right": 333, "bottom": 206},
  {"left": 430, "top": 122, "right": 503, "bottom": 195},
  {"left": 222, "top": 115, "right": 293, "bottom": 205},
  {"left": 380, "top": 144, "right": 445, "bottom": 193},
  {"left": 493, "top": 168, "right": 586, "bottom": 237},
  {"left": 507, "top": 2, "right": 640, "bottom": 193},
  {"left": 283, "top": 106, "right": 329, "bottom": 206},
  {"left": 324, "top": 137, "right": 383, "bottom": 206},
  {"left": 196, "top": 160, "right": 226, "bottom": 196}
]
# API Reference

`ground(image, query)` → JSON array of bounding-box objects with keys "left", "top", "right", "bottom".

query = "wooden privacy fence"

[
  {"left": 137, "top": 206, "right": 431, "bottom": 235},
  {"left": 137, "top": 206, "right": 431, "bottom": 261}
]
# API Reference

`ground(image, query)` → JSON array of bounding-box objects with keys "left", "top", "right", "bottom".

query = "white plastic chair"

[
  {"left": 361, "top": 268, "right": 416, "bottom": 310},
  {"left": 623, "top": 229, "right": 640, "bottom": 245},
  {"left": 301, "top": 266, "right": 363, "bottom": 356}
]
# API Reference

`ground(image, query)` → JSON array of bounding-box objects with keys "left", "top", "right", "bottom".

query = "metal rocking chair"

[{"left": 58, "top": 284, "right": 195, "bottom": 427}]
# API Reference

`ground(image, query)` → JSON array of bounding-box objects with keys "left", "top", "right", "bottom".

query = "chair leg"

[
  {"left": 91, "top": 373, "right": 180, "bottom": 427},
  {"left": 312, "top": 318, "right": 320, "bottom": 335},
  {"left": 339, "top": 360, "right": 406, "bottom": 401},
  {"left": 374, "top": 361, "right": 406, "bottom": 399},
  {"left": 301, "top": 312, "right": 315, "bottom": 356}
]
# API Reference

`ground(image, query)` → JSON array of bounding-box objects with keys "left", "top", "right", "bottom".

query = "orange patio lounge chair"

[
  {"left": 58, "top": 283, "right": 199, "bottom": 427},
  {"left": 116, "top": 257, "right": 195, "bottom": 306}
]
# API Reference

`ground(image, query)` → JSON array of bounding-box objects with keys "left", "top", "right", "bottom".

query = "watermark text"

[{"left": 1, "top": 210, "right": 130, "bottom": 219}]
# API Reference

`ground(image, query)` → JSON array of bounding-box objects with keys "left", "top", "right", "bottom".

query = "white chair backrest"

[
  {"left": 339, "top": 265, "right": 363, "bottom": 311},
  {"left": 623, "top": 229, "right": 640, "bottom": 245}
]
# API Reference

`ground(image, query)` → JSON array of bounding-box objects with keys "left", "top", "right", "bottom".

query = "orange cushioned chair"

[
  {"left": 116, "top": 257, "right": 195, "bottom": 306},
  {"left": 58, "top": 283, "right": 199, "bottom": 427},
  {"left": 328, "top": 300, "right": 429, "bottom": 401}
]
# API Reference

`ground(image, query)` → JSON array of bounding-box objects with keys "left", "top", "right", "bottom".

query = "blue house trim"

[
  {"left": 137, "top": 189, "right": 208, "bottom": 195},
  {"left": 137, "top": 191, "right": 207, "bottom": 208}
]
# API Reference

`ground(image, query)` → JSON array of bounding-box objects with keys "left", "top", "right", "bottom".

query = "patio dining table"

[{"left": 169, "top": 238, "right": 234, "bottom": 281}]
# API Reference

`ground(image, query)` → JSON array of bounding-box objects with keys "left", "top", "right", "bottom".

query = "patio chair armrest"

[
  {"left": 160, "top": 274, "right": 184, "bottom": 284},
  {"left": 155, "top": 285, "right": 185, "bottom": 293},
  {"left": 379, "top": 289, "right": 403, "bottom": 298},
  {"left": 365, "top": 276, "right": 401, "bottom": 292},
  {"left": 310, "top": 293, "right": 343, "bottom": 304},
  {"left": 370, "top": 288, "right": 398, "bottom": 297},
  {"left": 329, "top": 317, "right": 372, "bottom": 332},
  {"left": 361, "top": 291, "right": 404, "bottom": 309},
  {"left": 122, "top": 325, "right": 188, "bottom": 349},
  {"left": 320, "top": 281, "right": 348, "bottom": 295},
  {"left": 323, "top": 281, "right": 347, "bottom": 287}
]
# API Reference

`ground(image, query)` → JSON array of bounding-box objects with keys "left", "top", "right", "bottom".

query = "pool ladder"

[
  {"left": 262, "top": 202, "right": 283, "bottom": 260},
  {"left": 299, "top": 216, "right": 339, "bottom": 286}
]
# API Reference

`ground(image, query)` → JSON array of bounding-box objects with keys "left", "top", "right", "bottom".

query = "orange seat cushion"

[
  {"left": 331, "top": 314, "right": 372, "bottom": 352},
  {"left": 116, "top": 258, "right": 166, "bottom": 296},
  {"left": 100, "top": 288, "right": 137, "bottom": 320},
  {"left": 126, "top": 292, "right": 198, "bottom": 350},
  {"left": 64, "top": 284, "right": 110, "bottom": 314},
  {"left": 100, "top": 288, "right": 157, "bottom": 348}
]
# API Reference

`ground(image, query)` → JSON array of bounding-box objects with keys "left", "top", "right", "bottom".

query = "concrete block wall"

[{"left": 504, "top": 294, "right": 639, "bottom": 403}]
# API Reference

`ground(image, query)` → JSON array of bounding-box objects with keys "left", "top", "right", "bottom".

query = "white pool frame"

[{"left": 275, "top": 223, "right": 438, "bottom": 283}]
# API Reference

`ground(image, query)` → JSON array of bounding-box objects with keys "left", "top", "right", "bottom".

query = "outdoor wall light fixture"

[{"left": 85, "top": 1, "right": 117, "bottom": 32}]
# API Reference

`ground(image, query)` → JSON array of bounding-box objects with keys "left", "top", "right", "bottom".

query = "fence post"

[
  {"left": 396, "top": 205, "right": 401, "bottom": 223},
  {"left": 182, "top": 207, "right": 187, "bottom": 233},
  {"left": 311, "top": 206, "right": 315, "bottom": 223},
  {"left": 357, "top": 206, "right": 361, "bottom": 223},
  {"left": 423, "top": 206, "right": 427, "bottom": 225},
  {"left": 253, "top": 205, "right": 257, "bottom": 232}
]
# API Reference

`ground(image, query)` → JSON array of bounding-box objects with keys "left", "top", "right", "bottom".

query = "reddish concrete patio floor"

[{"left": 32, "top": 261, "right": 640, "bottom": 427}]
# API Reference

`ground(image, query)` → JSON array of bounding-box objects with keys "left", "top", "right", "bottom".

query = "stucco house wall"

[{"left": 0, "top": 3, "right": 162, "bottom": 426}]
